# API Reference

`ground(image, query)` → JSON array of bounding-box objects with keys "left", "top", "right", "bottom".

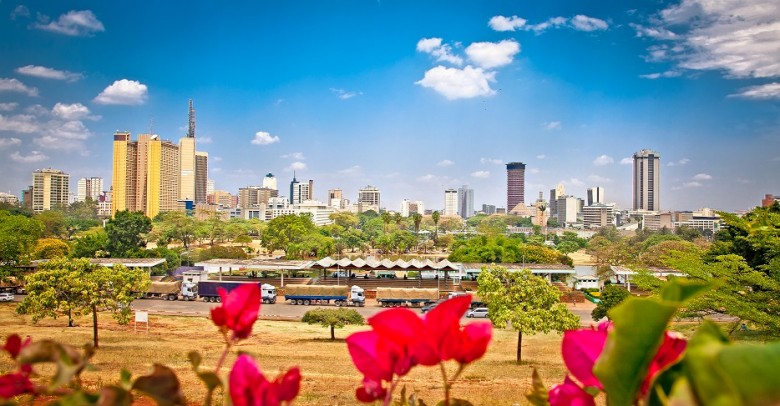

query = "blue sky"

[{"left": 1, "top": 1, "right": 778, "bottom": 212}]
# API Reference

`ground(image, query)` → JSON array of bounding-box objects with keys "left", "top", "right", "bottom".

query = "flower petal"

[
  {"left": 452, "top": 322, "right": 492, "bottom": 364},
  {"left": 346, "top": 331, "right": 392, "bottom": 382},
  {"left": 229, "top": 354, "right": 268, "bottom": 406},
  {"left": 641, "top": 332, "right": 687, "bottom": 394},
  {"left": 3, "top": 335, "right": 22, "bottom": 360},
  {"left": 561, "top": 327, "right": 608, "bottom": 389},
  {"left": 274, "top": 367, "right": 301, "bottom": 402},
  {"left": 549, "top": 376, "right": 596, "bottom": 406},
  {"left": 0, "top": 372, "right": 34, "bottom": 399}
]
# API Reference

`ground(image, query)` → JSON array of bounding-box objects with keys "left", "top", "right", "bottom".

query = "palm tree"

[
  {"left": 380, "top": 211, "right": 392, "bottom": 233},
  {"left": 411, "top": 213, "right": 423, "bottom": 252},
  {"left": 431, "top": 211, "right": 441, "bottom": 243}
]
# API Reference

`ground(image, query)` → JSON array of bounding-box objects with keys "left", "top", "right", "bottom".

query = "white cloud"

[
  {"left": 620, "top": 157, "right": 633, "bottom": 165},
  {"left": 437, "top": 159, "right": 454, "bottom": 167},
  {"left": 330, "top": 88, "right": 363, "bottom": 100},
  {"left": 52, "top": 103, "right": 95, "bottom": 120},
  {"left": 529, "top": 168, "right": 540, "bottom": 174},
  {"left": 33, "top": 10, "right": 105, "bottom": 36},
  {"left": 682, "top": 181, "right": 703, "bottom": 188},
  {"left": 562, "top": 178, "right": 585, "bottom": 187},
  {"left": 0, "top": 78, "right": 38, "bottom": 96},
  {"left": 630, "top": 23, "right": 678, "bottom": 40},
  {"left": 0, "top": 103, "right": 18, "bottom": 112},
  {"left": 252, "top": 131, "right": 280, "bottom": 146},
  {"left": 536, "top": 154, "right": 547, "bottom": 160},
  {"left": 480, "top": 157, "right": 503, "bottom": 165},
  {"left": 593, "top": 155, "right": 614, "bottom": 166},
  {"left": 693, "top": 173, "right": 713, "bottom": 180},
  {"left": 543, "top": 121, "right": 562, "bottom": 130},
  {"left": 527, "top": 17, "right": 569, "bottom": 33},
  {"left": 639, "top": 70, "right": 682, "bottom": 79},
  {"left": 25, "top": 104, "right": 49, "bottom": 116},
  {"left": 198, "top": 136, "right": 213, "bottom": 144},
  {"left": 16, "top": 65, "right": 82, "bottom": 82},
  {"left": 212, "top": 156, "right": 222, "bottom": 162},
  {"left": 285, "top": 162, "right": 306, "bottom": 172},
  {"left": 416, "top": 65, "right": 496, "bottom": 100},
  {"left": 488, "top": 15, "right": 527, "bottom": 32},
  {"left": 417, "top": 38, "right": 463, "bottom": 66},
  {"left": 667, "top": 158, "right": 690, "bottom": 166},
  {"left": 282, "top": 152, "right": 305, "bottom": 160},
  {"left": 588, "top": 174, "right": 613, "bottom": 183},
  {"left": 570, "top": 15, "right": 609, "bottom": 32},
  {"left": 471, "top": 170, "right": 490, "bottom": 178},
  {"left": 465, "top": 40, "right": 520, "bottom": 69},
  {"left": 10, "top": 150, "right": 47, "bottom": 163},
  {"left": 94, "top": 79, "right": 148, "bottom": 105},
  {"left": 417, "top": 174, "right": 437, "bottom": 182},
  {"left": 0, "top": 114, "right": 39, "bottom": 133},
  {"left": 650, "top": 0, "right": 780, "bottom": 79},
  {"left": 729, "top": 83, "right": 780, "bottom": 100},
  {"left": 0, "top": 138, "right": 22, "bottom": 148},
  {"left": 10, "top": 5, "right": 30, "bottom": 20},
  {"left": 338, "top": 165, "right": 361, "bottom": 175}
]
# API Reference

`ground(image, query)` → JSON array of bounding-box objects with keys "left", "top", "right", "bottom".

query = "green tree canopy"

[
  {"left": 32, "top": 238, "right": 70, "bottom": 259},
  {"left": 449, "top": 235, "right": 568, "bottom": 265},
  {"left": 0, "top": 210, "right": 44, "bottom": 277},
  {"left": 71, "top": 227, "right": 109, "bottom": 258},
  {"left": 301, "top": 308, "right": 365, "bottom": 340},
  {"left": 106, "top": 210, "right": 152, "bottom": 257},
  {"left": 591, "top": 285, "right": 631, "bottom": 321},
  {"left": 477, "top": 265, "right": 579, "bottom": 363},
  {"left": 262, "top": 214, "right": 316, "bottom": 255}
]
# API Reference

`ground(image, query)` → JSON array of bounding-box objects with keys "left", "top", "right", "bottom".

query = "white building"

[
  {"left": 77, "top": 177, "right": 103, "bottom": 202},
  {"left": 262, "top": 173, "right": 277, "bottom": 191},
  {"left": 555, "top": 195, "right": 581, "bottom": 225},
  {"left": 444, "top": 189, "right": 458, "bottom": 216},
  {"left": 0, "top": 192, "right": 19, "bottom": 205},
  {"left": 586, "top": 187, "right": 605, "bottom": 206},
  {"left": 582, "top": 203, "right": 616, "bottom": 228},
  {"left": 358, "top": 186, "right": 381, "bottom": 209}
]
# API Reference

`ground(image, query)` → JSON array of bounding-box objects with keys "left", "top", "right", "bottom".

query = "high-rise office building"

[
  {"left": 238, "top": 186, "right": 277, "bottom": 208},
  {"left": 263, "top": 173, "right": 278, "bottom": 191},
  {"left": 32, "top": 168, "right": 69, "bottom": 213},
  {"left": 179, "top": 100, "right": 198, "bottom": 202},
  {"left": 195, "top": 151, "right": 208, "bottom": 204},
  {"left": 506, "top": 162, "right": 526, "bottom": 211},
  {"left": 586, "top": 187, "right": 605, "bottom": 206},
  {"left": 206, "top": 179, "right": 215, "bottom": 196},
  {"left": 77, "top": 177, "right": 103, "bottom": 202},
  {"left": 481, "top": 204, "right": 496, "bottom": 215},
  {"left": 357, "top": 186, "right": 380, "bottom": 209},
  {"left": 289, "top": 175, "right": 313, "bottom": 205},
  {"left": 112, "top": 132, "right": 180, "bottom": 218},
  {"left": 549, "top": 183, "right": 565, "bottom": 219},
  {"left": 633, "top": 149, "right": 661, "bottom": 211},
  {"left": 444, "top": 189, "right": 458, "bottom": 216},
  {"left": 458, "top": 185, "right": 474, "bottom": 219}
]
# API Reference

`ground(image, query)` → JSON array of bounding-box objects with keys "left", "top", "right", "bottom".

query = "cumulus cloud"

[
  {"left": 251, "top": 131, "right": 280, "bottom": 146},
  {"left": 465, "top": 40, "right": 520, "bottom": 69},
  {"left": 471, "top": 170, "right": 490, "bottom": 178},
  {"left": 437, "top": 159, "right": 454, "bottom": 167},
  {"left": 33, "top": 10, "right": 105, "bottom": 36},
  {"left": 11, "top": 5, "right": 30, "bottom": 20},
  {"left": 645, "top": 0, "right": 780, "bottom": 79},
  {"left": 94, "top": 79, "right": 148, "bottom": 105},
  {"left": 667, "top": 158, "right": 690, "bottom": 166},
  {"left": 480, "top": 157, "right": 503, "bottom": 165},
  {"left": 729, "top": 83, "right": 780, "bottom": 99},
  {"left": 488, "top": 15, "right": 527, "bottom": 31},
  {"left": 526, "top": 16, "right": 569, "bottom": 33},
  {"left": 0, "top": 103, "right": 18, "bottom": 112},
  {"left": 417, "top": 174, "right": 437, "bottom": 182},
  {"left": 562, "top": 178, "right": 585, "bottom": 187},
  {"left": 417, "top": 37, "right": 463, "bottom": 65},
  {"left": 10, "top": 150, "right": 48, "bottom": 163},
  {"left": 416, "top": 65, "right": 496, "bottom": 100},
  {"left": 543, "top": 121, "right": 562, "bottom": 130},
  {"left": 0, "top": 78, "right": 38, "bottom": 96},
  {"left": 16, "top": 65, "right": 82, "bottom": 82},
  {"left": 285, "top": 161, "right": 306, "bottom": 171},
  {"left": 683, "top": 181, "right": 703, "bottom": 188},
  {"left": 282, "top": 152, "right": 305, "bottom": 160},
  {"left": 330, "top": 88, "right": 363, "bottom": 100},
  {"left": 338, "top": 165, "right": 361, "bottom": 175},
  {"left": 0, "top": 114, "right": 39, "bottom": 133},
  {"left": 693, "top": 173, "right": 713, "bottom": 180},
  {"left": 52, "top": 103, "right": 96, "bottom": 120},
  {"left": 529, "top": 168, "right": 540, "bottom": 174},
  {"left": 570, "top": 15, "right": 609, "bottom": 32},
  {"left": 620, "top": 157, "right": 633, "bottom": 165},
  {"left": 0, "top": 138, "right": 22, "bottom": 148},
  {"left": 593, "top": 155, "right": 614, "bottom": 166},
  {"left": 630, "top": 23, "right": 678, "bottom": 40}
]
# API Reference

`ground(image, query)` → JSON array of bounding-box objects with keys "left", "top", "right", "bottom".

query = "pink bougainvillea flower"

[
  {"left": 641, "top": 332, "right": 687, "bottom": 394},
  {"left": 421, "top": 295, "right": 474, "bottom": 365},
  {"left": 0, "top": 372, "right": 34, "bottom": 399},
  {"left": 2, "top": 334, "right": 31, "bottom": 360},
  {"left": 561, "top": 322, "right": 610, "bottom": 389},
  {"left": 210, "top": 284, "right": 261, "bottom": 340},
  {"left": 444, "top": 321, "right": 493, "bottom": 364},
  {"left": 355, "top": 376, "right": 387, "bottom": 403},
  {"left": 229, "top": 354, "right": 301, "bottom": 406},
  {"left": 549, "top": 376, "right": 596, "bottom": 406}
]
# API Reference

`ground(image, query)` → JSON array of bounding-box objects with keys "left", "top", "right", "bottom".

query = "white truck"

[
  {"left": 376, "top": 287, "right": 439, "bottom": 308},
  {"left": 143, "top": 281, "right": 197, "bottom": 301},
  {"left": 196, "top": 281, "right": 277, "bottom": 304},
  {"left": 284, "top": 285, "right": 365, "bottom": 307}
]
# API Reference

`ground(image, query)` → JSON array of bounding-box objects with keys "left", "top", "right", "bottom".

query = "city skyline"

[{"left": 1, "top": 1, "right": 779, "bottom": 212}]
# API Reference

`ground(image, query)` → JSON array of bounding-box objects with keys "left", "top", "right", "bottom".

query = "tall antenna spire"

[{"left": 187, "top": 99, "right": 196, "bottom": 138}]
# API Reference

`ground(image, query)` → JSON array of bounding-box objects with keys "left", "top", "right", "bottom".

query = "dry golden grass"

[{"left": 0, "top": 305, "right": 567, "bottom": 405}]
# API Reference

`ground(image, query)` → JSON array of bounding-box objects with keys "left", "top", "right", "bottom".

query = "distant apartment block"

[
  {"left": 290, "top": 176, "right": 313, "bottom": 205},
  {"left": 263, "top": 173, "right": 278, "bottom": 191},
  {"left": 238, "top": 186, "right": 277, "bottom": 209},
  {"left": 208, "top": 190, "right": 238, "bottom": 209},
  {"left": 195, "top": 151, "right": 208, "bottom": 204},
  {"left": 555, "top": 195, "right": 582, "bottom": 226},
  {"left": 358, "top": 185, "right": 380, "bottom": 212},
  {"left": 583, "top": 203, "right": 616, "bottom": 228},
  {"left": 444, "top": 189, "right": 458, "bottom": 216},
  {"left": 481, "top": 204, "right": 496, "bottom": 215},
  {"left": 400, "top": 199, "right": 425, "bottom": 217},
  {"left": 549, "top": 183, "right": 565, "bottom": 219},
  {"left": 77, "top": 177, "right": 103, "bottom": 202},
  {"left": 0, "top": 192, "right": 19, "bottom": 205},
  {"left": 506, "top": 162, "right": 526, "bottom": 211},
  {"left": 458, "top": 185, "right": 474, "bottom": 219},
  {"left": 32, "top": 168, "right": 70, "bottom": 213},
  {"left": 586, "top": 187, "right": 605, "bottom": 206},
  {"left": 633, "top": 149, "right": 661, "bottom": 211}
]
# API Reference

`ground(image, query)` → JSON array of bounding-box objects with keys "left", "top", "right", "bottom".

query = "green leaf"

[
  {"left": 659, "top": 279, "right": 710, "bottom": 303},
  {"left": 525, "top": 368, "right": 550, "bottom": 406},
  {"left": 120, "top": 369, "right": 132, "bottom": 389},
  {"left": 187, "top": 351, "right": 202, "bottom": 370},
  {"left": 196, "top": 371, "right": 223, "bottom": 391},
  {"left": 51, "top": 391, "right": 100, "bottom": 406},
  {"left": 132, "top": 364, "right": 186, "bottom": 406},
  {"left": 594, "top": 297, "right": 678, "bottom": 406},
  {"left": 666, "top": 376, "right": 697, "bottom": 406}
]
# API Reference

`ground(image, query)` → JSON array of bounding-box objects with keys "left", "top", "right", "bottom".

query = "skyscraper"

[
  {"left": 263, "top": 173, "right": 277, "bottom": 191},
  {"left": 32, "top": 168, "right": 69, "bottom": 213},
  {"left": 444, "top": 189, "right": 458, "bottom": 216},
  {"left": 506, "top": 162, "right": 526, "bottom": 211},
  {"left": 195, "top": 151, "right": 208, "bottom": 204},
  {"left": 77, "top": 177, "right": 103, "bottom": 202},
  {"left": 112, "top": 132, "right": 180, "bottom": 218},
  {"left": 586, "top": 187, "right": 605, "bottom": 206},
  {"left": 358, "top": 186, "right": 380, "bottom": 210},
  {"left": 458, "top": 185, "right": 474, "bottom": 219},
  {"left": 633, "top": 149, "right": 661, "bottom": 211},
  {"left": 289, "top": 175, "right": 312, "bottom": 205},
  {"left": 179, "top": 100, "right": 197, "bottom": 202}
]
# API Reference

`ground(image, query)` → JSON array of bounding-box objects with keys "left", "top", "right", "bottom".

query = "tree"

[
  {"left": 106, "top": 210, "right": 152, "bottom": 257},
  {"left": 330, "top": 212, "right": 359, "bottom": 230},
  {"left": 556, "top": 240, "right": 580, "bottom": 255},
  {"left": 71, "top": 227, "right": 109, "bottom": 258},
  {"left": 301, "top": 308, "right": 365, "bottom": 340},
  {"left": 431, "top": 211, "right": 441, "bottom": 242},
  {"left": 34, "top": 210, "right": 68, "bottom": 238},
  {"left": 0, "top": 210, "right": 44, "bottom": 277},
  {"left": 17, "top": 258, "right": 150, "bottom": 348},
  {"left": 154, "top": 211, "right": 197, "bottom": 249},
  {"left": 591, "top": 285, "right": 631, "bottom": 321},
  {"left": 263, "top": 214, "right": 316, "bottom": 255},
  {"left": 477, "top": 265, "right": 578, "bottom": 363},
  {"left": 32, "top": 238, "right": 70, "bottom": 259},
  {"left": 380, "top": 211, "right": 392, "bottom": 233}
]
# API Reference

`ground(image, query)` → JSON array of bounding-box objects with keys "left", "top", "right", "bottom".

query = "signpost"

[{"left": 135, "top": 311, "right": 149, "bottom": 333}]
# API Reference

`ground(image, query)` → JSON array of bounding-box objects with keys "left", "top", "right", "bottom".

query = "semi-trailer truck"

[
  {"left": 196, "top": 281, "right": 277, "bottom": 304},
  {"left": 375, "top": 287, "right": 439, "bottom": 307},
  {"left": 284, "top": 285, "right": 365, "bottom": 306},
  {"left": 144, "top": 281, "right": 185, "bottom": 300}
]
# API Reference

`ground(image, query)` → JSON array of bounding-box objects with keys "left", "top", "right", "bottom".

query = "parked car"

[
  {"left": 466, "top": 307, "right": 489, "bottom": 318},
  {"left": 0, "top": 292, "right": 14, "bottom": 302},
  {"left": 421, "top": 301, "right": 441, "bottom": 314}
]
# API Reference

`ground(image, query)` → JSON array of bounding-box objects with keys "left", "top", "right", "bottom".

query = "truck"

[
  {"left": 447, "top": 292, "right": 485, "bottom": 309},
  {"left": 196, "top": 281, "right": 277, "bottom": 304},
  {"left": 376, "top": 287, "right": 439, "bottom": 308},
  {"left": 284, "top": 285, "right": 364, "bottom": 307},
  {"left": 144, "top": 281, "right": 184, "bottom": 300}
]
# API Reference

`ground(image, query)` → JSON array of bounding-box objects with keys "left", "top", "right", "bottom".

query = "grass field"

[{"left": 0, "top": 304, "right": 568, "bottom": 405}]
